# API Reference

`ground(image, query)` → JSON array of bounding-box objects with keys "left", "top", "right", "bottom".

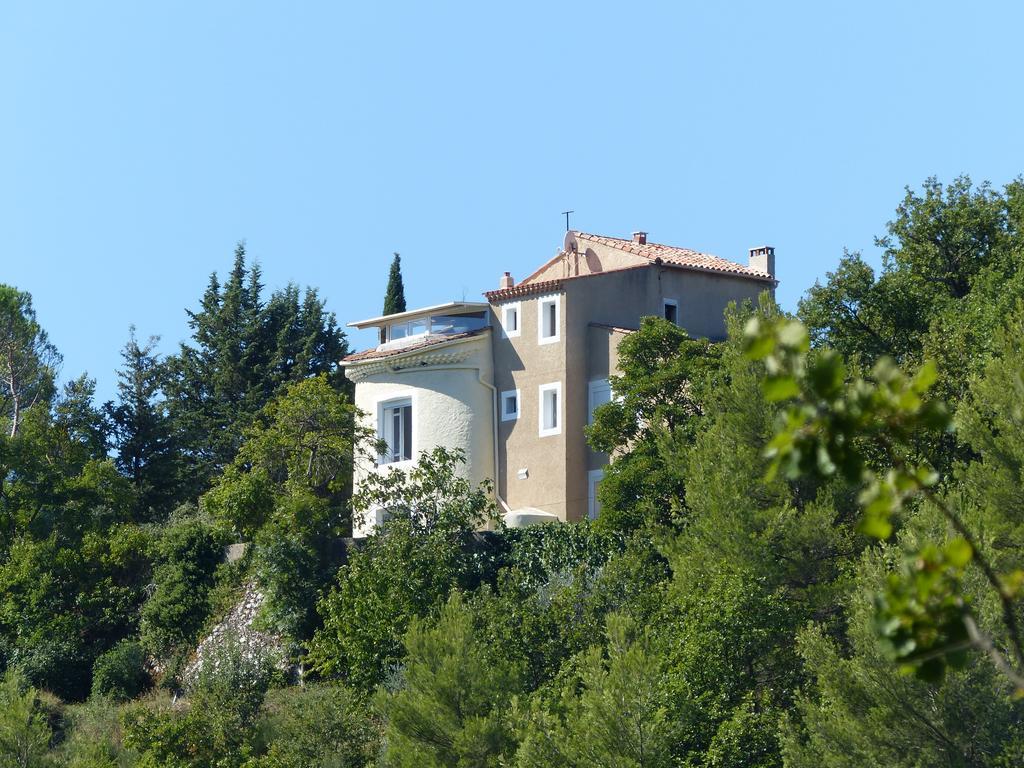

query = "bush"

[
  {"left": 252, "top": 684, "right": 381, "bottom": 767},
  {"left": 91, "top": 641, "right": 148, "bottom": 702}
]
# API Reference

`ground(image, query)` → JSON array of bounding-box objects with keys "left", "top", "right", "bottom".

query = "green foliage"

[
  {"left": 310, "top": 447, "right": 497, "bottom": 689},
  {"left": 382, "top": 252, "right": 407, "bottom": 316},
  {"left": 249, "top": 684, "right": 381, "bottom": 768},
  {"left": 379, "top": 593, "right": 518, "bottom": 767},
  {"left": 91, "top": 641, "right": 149, "bottom": 703},
  {"left": 783, "top": 550, "right": 1024, "bottom": 768},
  {"left": 139, "top": 514, "right": 226, "bottom": 662},
  {"left": 164, "top": 244, "right": 348, "bottom": 499},
  {"left": 122, "top": 636, "right": 276, "bottom": 768},
  {"left": 0, "top": 523, "right": 151, "bottom": 701},
  {"left": 56, "top": 697, "right": 137, "bottom": 768},
  {"left": 585, "top": 316, "right": 721, "bottom": 532},
  {"left": 799, "top": 176, "right": 1024, "bottom": 414},
  {"left": 203, "top": 375, "right": 371, "bottom": 538},
  {"left": 516, "top": 614, "right": 675, "bottom": 768},
  {"left": 0, "top": 668, "right": 52, "bottom": 768},
  {"left": 106, "top": 328, "right": 180, "bottom": 522},
  {"left": 0, "top": 284, "right": 60, "bottom": 439},
  {"left": 742, "top": 309, "right": 1024, "bottom": 687}
]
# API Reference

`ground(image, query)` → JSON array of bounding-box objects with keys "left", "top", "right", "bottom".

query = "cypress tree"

[{"left": 381, "top": 253, "right": 406, "bottom": 343}]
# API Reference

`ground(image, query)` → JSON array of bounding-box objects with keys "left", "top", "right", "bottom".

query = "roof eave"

[{"left": 348, "top": 301, "right": 490, "bottom": 329}]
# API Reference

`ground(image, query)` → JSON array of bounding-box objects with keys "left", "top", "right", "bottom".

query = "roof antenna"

[{"left": 561, "top": 210, "right": 574, "bottom": 232}]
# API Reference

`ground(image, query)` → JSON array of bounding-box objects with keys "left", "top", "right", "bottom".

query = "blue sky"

[{"left": 2, "top": 2, "right": 1023, "bottom": 403}]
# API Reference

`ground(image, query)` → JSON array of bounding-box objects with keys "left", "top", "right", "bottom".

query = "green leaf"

[
  {"left": 944, "top": 537, "right": 972, "bottom": 569},
  {"left": 858, "top": 512, "right": 893, "bottom": 540},
  {"left": 807, "top": 351, "right": 846, "bottom": 399},
  {"left": 912, "top": 360, "right": 938, "bottom": 394},
  {"left": 777, "top": 320, "right": 810, "bottom": 352},
  {"left": 763, "top": 375, "right": 799, "bottom": 402}
]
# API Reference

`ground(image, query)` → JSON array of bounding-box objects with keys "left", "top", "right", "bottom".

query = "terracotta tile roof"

[
  {"left": 484, "top": 278, "right": 564, "bottom": 302},
  {"left": 575, "top": 232, "right": 774, "bottom": 281},
  {"left": 485, "top": 232, "right": 774, "bottom": 303},
  {"left": 342, "top": 329, "right": 488, "bottom": 364}
]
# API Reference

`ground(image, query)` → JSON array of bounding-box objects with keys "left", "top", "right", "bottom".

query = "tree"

[
  {"left": 516, "top": 614, "right": 675, "bottom": 768},
  {"left": 782, "top": 550, "right": 1024, "bottom": 768},
  {"left": 383, "top": 253, "right": 406, "bottom": 316},
  {"left": 799, "top": 176, "right": 1024, "bottom": 409},
  {"left": 107, "top": 328, "right": 179, "bottom": 521},
  {"left": 251, "top": 684, "right": 381, "bottom": 768},
  {"left": 0, "top": 669, "right": 51, "bottom": 768},
  {"left": 585, "top": 316, "right": 721, "bottom": 533},
  {"left": 310, "top": 447, "right": 497, "bottom": 689},
  {"left": 379, "top": 593, "right": 518, "bottom": 768},
  {"left": 164, "top": 244, "right": 348, "bottom": 499},
  {"left": 743, "top": 308, "right": 1024, "bottom": 690},
  {"left": 201, "top": 375, "right": 375, "bottom": 640},
  {"left": 203, "top": 375, "right": 372, "bottom": 537},
  {"left": 0, "top": 285, "right": 60, "bottom": 438},
  {"left": 381, "top": 253, "right": 406, "bottom": 342},
  {"left": 139, "top": 513, "right": 226, "bottom": 662},
  {"left": 91, "top": 640, "right": 149, "bottom": 702}
]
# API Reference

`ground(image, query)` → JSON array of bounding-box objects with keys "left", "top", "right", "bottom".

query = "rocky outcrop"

[{"left": 182, "top": 581, "right": 285, "bottom": 686}]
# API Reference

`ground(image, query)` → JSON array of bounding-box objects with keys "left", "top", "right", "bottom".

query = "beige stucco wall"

[
  {"left": 491, "top": 263, "right": 771, "bottom": 523},
  {"left": 524, "top": 241, "right": 647, "bottom": 283},
  {"left": 348, "top": 335, "right": 495, "bottom": 536},
  {"left": 490, "top": 291, "right": 571, "bottom": 520}
]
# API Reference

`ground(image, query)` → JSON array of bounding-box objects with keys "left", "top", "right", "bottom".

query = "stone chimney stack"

[
  {"left": 499, "top": 272, "right": 515, "bottom": 290},
  {"left": 748, "top": 246, "right": 776, "bottom": 278},
  {"left": 632, "top": 231, "right": 648, "bottom": 245}
]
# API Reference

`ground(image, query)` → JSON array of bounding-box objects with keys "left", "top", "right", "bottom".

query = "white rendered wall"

[{"left": 349, "top": 338, "right": 495, "bottom": 536}]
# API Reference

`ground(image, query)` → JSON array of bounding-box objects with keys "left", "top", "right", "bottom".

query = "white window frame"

[
  {"left": 500, "top": 302, "right": 521, "bottom": 339},
  {"left": 500, "top": 389, "right": 520, "bottom": 422},
  {"left": 588, "top": 378, "right": 612, "bottom": 425},
  {"left": 377, "top": 395, "right": 414, "bottom": 465},
  {"left": 538, "top": 381, "right": 562, "bottom": 437},
  {"left": 662, "top": 298, "right": 679, "bottom": 326},
  {"left": 537, "top": 294, "right": 561, "bottom": 345},
  {"left": 388, "top": 318, "right": 429, "bottom": 342}
]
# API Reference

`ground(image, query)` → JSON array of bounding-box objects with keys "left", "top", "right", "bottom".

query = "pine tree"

[{"left": 107, "top": 327, "right": 178, "bottom": 520}]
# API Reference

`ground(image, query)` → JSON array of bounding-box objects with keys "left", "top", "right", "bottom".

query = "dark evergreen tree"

[
  {"left": 163, "top": 243, "right": 348, "bottom": 501},
  {"left": 107, "top": 328, "right": 179, "bottom": 521},
  {"left": 381, "top": 252, "right": 406, "bottom": 343},
  {"left": 383, "top": 252, "right": 406, "bottom": 316}
]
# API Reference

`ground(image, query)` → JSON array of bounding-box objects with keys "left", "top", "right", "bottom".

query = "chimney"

[
  {"left": 632, "top": 231, "right": 648, "bottom": 245},
  {"left": 748, "top": 246, "right": 776, "bottom": 278},
  {"left": 499, "top": 272, "right": 515, "bottom": 290}
]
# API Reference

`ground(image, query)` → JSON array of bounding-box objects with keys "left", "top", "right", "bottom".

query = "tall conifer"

[
  {"left": 383, "top": 252, "right": 407, "bottom": 316},
  {"left": 381, "top": 253, "right": 406, "bottom": 343}
]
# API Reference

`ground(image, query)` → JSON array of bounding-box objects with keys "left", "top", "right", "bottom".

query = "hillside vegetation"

[{"left": 2, "top": 177, "right": 1024, "bottom": 766}]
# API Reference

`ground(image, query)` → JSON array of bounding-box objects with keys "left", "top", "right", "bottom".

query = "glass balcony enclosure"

[{"left": 387, "top": 311, "right": 488, "bottom": 343}]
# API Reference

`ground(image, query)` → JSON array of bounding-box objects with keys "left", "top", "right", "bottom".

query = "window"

[
  {"left": 430, "top": 313, "right": 488, "bottom": 335},
  {"left": 501, "top": 302, "right": 521, "bottom": 338},
  {"left": 588, "top": 379, "right": 612, "bottom": 425},
  {"left": 537, "top": 295, "right": 560, "bottom": 344},
  {"left": 539, "top": 382, "right": 561, "bottom": 436},
  {"left": 662, "top": 299, "right": 679, "bottom": 326},
  {"left": 588, "top": 469, "right": 604, "bottom": 520},
  {"left": 388, "top": 318, "right": 428, "bottom": 341},
  {"left": 501, "top": 389, "right": 520, "bottom": 421},
  {"left": 379, "top": 398, "right": 412, "bottom": 464}
]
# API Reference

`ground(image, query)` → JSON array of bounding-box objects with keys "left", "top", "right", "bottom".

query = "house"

[{"left": 342, "top": 231, "right": 777, "bottom": 535}]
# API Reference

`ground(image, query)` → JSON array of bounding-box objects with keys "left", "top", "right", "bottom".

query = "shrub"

[{"left": 91, "top": 640, "right": 148, "bottom": 702}]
